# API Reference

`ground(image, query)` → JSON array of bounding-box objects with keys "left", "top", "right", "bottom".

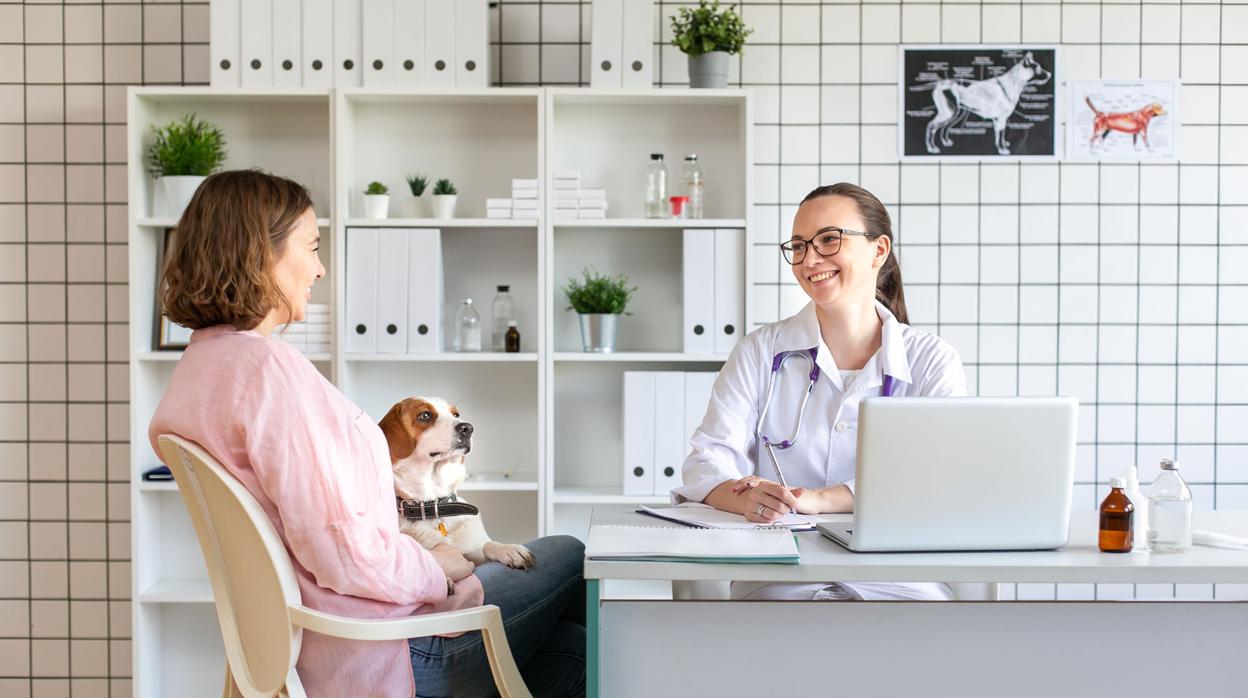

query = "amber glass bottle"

[
  {"left": 504, "top": 321, "right": 521, "bottom": 353},
  {"left": 1099, "top": 477, "right": 1135, "bottom": 553}
]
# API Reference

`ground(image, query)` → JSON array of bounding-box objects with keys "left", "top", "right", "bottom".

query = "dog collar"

[{"left": 397, "top": 494, "right": 480, "bottom": 521}]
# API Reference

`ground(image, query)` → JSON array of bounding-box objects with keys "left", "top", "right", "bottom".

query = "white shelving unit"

[{"left": 129, "top": 86, "right": 750, "bottom": 697}]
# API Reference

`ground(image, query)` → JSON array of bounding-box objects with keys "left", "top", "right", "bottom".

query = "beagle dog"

[
  {"left": 1086, "top": 96, "right": 1167, "bottom": 151},
  {"left": 378, "top": 396, "right": 534, "bottom": 569}
]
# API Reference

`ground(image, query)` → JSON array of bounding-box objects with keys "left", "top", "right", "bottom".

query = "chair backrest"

[{"left": 157, "top": 434, "right": 304, "bottom": 697}]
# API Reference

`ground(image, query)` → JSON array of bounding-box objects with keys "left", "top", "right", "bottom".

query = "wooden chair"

[{"left": 156, "top": 434, "right": 532, "bottom": 698}]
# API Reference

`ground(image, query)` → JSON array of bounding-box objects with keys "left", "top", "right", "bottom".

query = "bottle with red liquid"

[{"left": 1098, "top": 477, "right": 1135, "bottom": 553}]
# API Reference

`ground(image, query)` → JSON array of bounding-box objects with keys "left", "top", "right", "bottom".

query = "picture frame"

[
  {"left": 1067, "top": 80, "right": 1180, "bottom": 161},
  {"left": 155, "top": 228, "right": 193, "bottom": 350}
]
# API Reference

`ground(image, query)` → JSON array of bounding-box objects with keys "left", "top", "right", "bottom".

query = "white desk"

[{"left": 584, "top": 508, "right": 1248, "bottom": 698}]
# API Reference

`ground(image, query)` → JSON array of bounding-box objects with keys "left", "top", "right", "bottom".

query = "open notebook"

[
  {"left": 585, "top": 524, "right": 801, "bottom": 564},
  {"left": 637, "top": 504, "right": 834, "bottom": 531}
]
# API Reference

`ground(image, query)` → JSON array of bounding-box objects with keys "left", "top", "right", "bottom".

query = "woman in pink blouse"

[{"left": 150, "top": 170, "right": 585, "bottom": 698}]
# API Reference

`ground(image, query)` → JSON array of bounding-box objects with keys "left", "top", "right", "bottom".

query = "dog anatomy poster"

[
  {"left": 1068, "top": 80, "right": 1179, "bottom": 160},
  {"left": 901, "top": 46, "right": 1058, "bottom": 159}
]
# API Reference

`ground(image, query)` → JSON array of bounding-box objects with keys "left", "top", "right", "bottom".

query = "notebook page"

[
  {"left": 637, "top": 504, "right": 834, "bottom": 530},
  {"left": 586, "top": 524, "right": 800, "bottom": 561}
]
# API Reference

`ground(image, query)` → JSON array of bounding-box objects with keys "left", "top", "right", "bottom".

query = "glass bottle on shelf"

[
  {"left": 1147, "top": 458, "right": 1192, "bottom": 553},
  {"left": 645, "top": 153, "right": 668, "bottom": 219},
  {"left": 455, "top": 298, "right": 482, "bottom": 352},
  {"left": 491, "top": 285, "right": 514, "bottom": 352},
  {"left": 1098, "top": 477, "right": 1134, "bottom": 553},
  {"left": 682, "top": 153, "right": 704, "bottom": 219},
  {"left": 505, "top": 321, "right": 521, "bottom": 353}
]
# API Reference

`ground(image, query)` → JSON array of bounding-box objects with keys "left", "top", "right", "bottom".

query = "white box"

[
  {"left": 579, "top": 187, "right": 606, "bottom": 199},
  {"left": 578, "top": 198, "right": 608, "bottom": 209},
  {"left": 652, "top": 371, "right": 686, "bottom": 496},
  {"left": 512, "top": 178, "right": 538, "bottom": 189},
  {"left": 333, "top": 0, "right": 362, "bottom": 87},
  {"left": 511, "top": 189, "right": 539, "bottom": 200},
  {"left": 683, "top": 372, "right": 717, "bottom": 443},
  {"left": 362, "top": 0, "right": 396, "bottom": 86},
  {"left": 394, "top": 0, "right": 426, "bottom": 87},
  {"left": 591, "top": 0, "right": 623, "bottom": 88},
  {"left": 301, "top": 0, "right": 333, "bottom": 88},
  {"left": 210, "top": 0, "right": 241, "bottom": 87},
  {"left": 486, "top": 209, "right": 513, "bottom": 219},
  {"left": 553, "top": 180, "right": 581, "bottom": 191},
  {"left": 683, "top": 229, "right": 715, "bottom": 354},
  {"left": 455, "top": 0, "right": 488, "bottom": 87},
  {"left": 713, "top": 228, "right": 746, "bottom": 355},
  {"left": 376, "top": 230, "right": 409, "bottom": 353},
  {"left": 272, "top": 0, "right": 302, "bottom": 87},
  {"left": 345, "top": 227, "right": 379, "bottom": 352},
  {"left": 578, "top": 209, "right": 607, "bottom": 219},
  {"left": 424, "top": 0, "right": 455, "bottom": 87},
  {"left": 620, "top": 0, "right": 654, "bottom": 88},
  {"left": 623, "top": 371, "right": 656, "bottom": 496},
  {"left": 407, "top": 228, "right": 443, "bottom": 352},
  {"left": 486, "top": 198, "right": 512, "bottom": 208},
  {"left": 240, "top": 0, "right": 273, "bottom": 88}
]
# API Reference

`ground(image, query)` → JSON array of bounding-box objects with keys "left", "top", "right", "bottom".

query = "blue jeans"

[{"left": 410, "top": 535, "right": 586, "bottom": 698}]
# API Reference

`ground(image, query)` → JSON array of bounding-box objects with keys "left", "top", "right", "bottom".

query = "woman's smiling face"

[
  {"left": 789, "top": 195, "right": 888, "bottom": 309},
  {"left": 271, "top": 207, "right": 325, "bottom": 323}
]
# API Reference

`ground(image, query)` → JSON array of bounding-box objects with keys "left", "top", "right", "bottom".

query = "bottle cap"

[
  {"left": 1109, "top": 477, "right": 1125, "bottom": 488},
  {"left": 497, "top": 284, "right": 510, "bottom": 292},
  {"left": 1160, "top": 458, "right": 1178, "bottom": 470},
  {"left": 685, "top": 153, "right": 698, "bottom": 161},
  {"left": 670, "top": 196, "right": 689, "bottom": 203},
  {"left": 507, "top": 321, "right": 517, "bottom": 327},
  {"left": 650, "top": 153, "right": 664, "bottom": 160},
  {"left": 464, "top": 298, "right": 473, "bottom": 304}
]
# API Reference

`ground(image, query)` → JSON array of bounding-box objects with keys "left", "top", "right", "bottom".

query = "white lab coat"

[{"left": 671, "top": 300, "right": 966, "bottom": 601}]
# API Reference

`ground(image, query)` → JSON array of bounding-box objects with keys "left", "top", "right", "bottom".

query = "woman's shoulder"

[
  {"left": 897, "top": 322, "right": 962, "bottom": 368},
  {"left": 182, "top": 326, "right": 319, "bottom": 384}
]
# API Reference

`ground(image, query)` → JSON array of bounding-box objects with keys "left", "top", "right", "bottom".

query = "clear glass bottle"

[
  {"left": 1147, "top": 458, "right": 1192, "bottom": 553},
  {"left": 1123, "top": 464, "right": 1148, "bottom": 551},
  {"left": 455, "top": 298, "right": 481, "bottom": 352},
  {"left": 491, "top": 285, "right": 513, "bottom": 352},
  {"left": 1098, "top": 477, "right": 1134, "bottom": 553},
  {"left": 504, "top": 321, "right": 521, "bottom": 353},
  {"left": 682, "top": 153, "right": 704, "bottom": 219},
  {"left": 645, "top": 153, "right": 668, "bottom": 219}
]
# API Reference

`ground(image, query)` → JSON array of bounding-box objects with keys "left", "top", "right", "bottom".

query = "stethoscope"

[{"left": 755, "top": 347, "right": 897, "bottom": 489}]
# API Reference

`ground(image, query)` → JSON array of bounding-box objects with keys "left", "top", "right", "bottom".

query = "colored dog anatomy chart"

[
  {"left": 901, "top": 46, "right": 1058, "bottom": 159},
  {"left": 1067, "top": 80, "right": 1180, "bottom": 160}
]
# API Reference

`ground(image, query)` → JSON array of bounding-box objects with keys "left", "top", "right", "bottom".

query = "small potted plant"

[
  {"left": 670, "top": 0, "right": 753, "bottom": 89},
  {"left": 562, "top": 267, "right": 637, "bottom": 353},
  {"left": 145, "top": 113, "right": 227, "bottom": 218},
  {"left": 404, "top": 173, "right": 429, "bottom": 218},
  {"left": 363, "top": 181, "right": 389, "bottom": 219},
  {"left": 431, "top": 178, "right": 458, "bottom": 219}
]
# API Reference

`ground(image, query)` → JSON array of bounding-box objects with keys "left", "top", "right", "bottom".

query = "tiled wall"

[{"left": 1, "top": 0, "right": 1245, "bottom": 692}]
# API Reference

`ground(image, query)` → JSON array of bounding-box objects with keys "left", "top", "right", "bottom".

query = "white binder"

[
  {"left": 239, "top": 0, "right": 273, "bottom": 88},
  {"left": 623, "top": 371, "right": 656, "bottom": 496},
  {"left": 714, "top": 228, "right": 746, "bottom": 355},
  {"left": 333, "top": 0, "right": 362, "bottom": 87},
  {"left": 455, "top": 0, "right": 488, "bottom": 87},
  {"left": 210, "top": 0, "right": 240, "bottom": 87},
  {"left": 407, "top": 228, "right": 443, "bottom": 353},
  {"left": 272, "top": 0, "right": 302, "bottom": 87},
  {"left": 652, "top": 372, "right": 686, "bottom": 496},
  {"left": 620, "top": 0, "right": 654, "bottom": 88},
  {"left": 345, "top": 228, "right": 379, "bottom": 353},
  {"left": 376, "top": 230, "right": 409, "bottom": 353},
  {"left": 682, "top": 228, "right": 715, "bottom": 354},
  {"left": 301, "top": 0, "right": 333, "bottom": 88},
  {"left": 590, "top": 0, "right": 623, "bottom": 88},
  {"left": 395, "top": 0, "right": 427, "bottom": 87},
  {"left": 362, "top": 0, "right": 396, "bottom": 86},
  {"left": 424, "top": 0, "right": 456, "bottom": 87},
  {"left": 683, "top": 372, "right": 717, "bottom": 443}
]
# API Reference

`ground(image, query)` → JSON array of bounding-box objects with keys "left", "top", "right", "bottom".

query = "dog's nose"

[{"left": 456, "top": 422, "right": 474, "bottom": 437}]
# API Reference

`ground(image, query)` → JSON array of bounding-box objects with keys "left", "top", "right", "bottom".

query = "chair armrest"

[{"left": 288, "top": 604, "right": 500, "bottom": 641}]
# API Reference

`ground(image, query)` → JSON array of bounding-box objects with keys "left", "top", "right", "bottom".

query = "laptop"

[{"left": 818, "top": 396, "right": 1078, "bottom": 553}]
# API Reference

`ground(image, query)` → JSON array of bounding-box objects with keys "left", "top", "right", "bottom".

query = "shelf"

[
  {"left": 137, "top": 351, "right": 331, "bottom": 362},
  {"left": 346, "top": 352, "right": 537, "bottom": 363},
  {"left": 458, "top": 478, "right": 539, "bottom": 492},
  {"left": 341, "top": 87, "right": 542, "bottom": 105},
  {"left": 138, "top": 578, "right": 213, "bottom": 604},
  {"left": 547, "top": 87, "right": 748, "bottom": 107},
  {"left": 553, "top": 218, "right": 746, "bottom": 230},
  {"left": 132, "top": 87, "right": 331, "bottom": 104},
  {"left": 552, "top": 487, "right": 671, "bottom": 505},
  {"left": 138, "top": 217, "right": 330, "bottom": 228},
  {"left": 344, "top": 218, "right": 537, "bottom": 228},
  {"left": 554, "top": 352, "right": 729, "bottom": 363},
  {"left": 138, "top": 480, "right": 178, "bottom": 492}
]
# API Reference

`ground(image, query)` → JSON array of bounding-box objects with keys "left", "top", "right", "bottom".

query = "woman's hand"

[
  {"left": 706, "top": 476, "right": 802, "bottom": 523},
  {"left": 429, "top": 542, "right": 474, "bottom": 582},
  {"left": 730, "top": 478, "right": 854, "bottom": 516}
]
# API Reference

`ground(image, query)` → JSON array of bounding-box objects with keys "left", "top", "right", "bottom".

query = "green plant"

[
  {"left": 562, "top": 267, "right": 637, "bottom": 315},
  {"left": 670, "top": 0, "right": 752, "bottom": 57},
  {"left": 432, "top": 178, "right": 457, "bottom": 196},
  {"left": 144, "top": 113, "right": 227, "bottom": 178},
  {"left": 365, "top": 181, "right": 389, "bottom": 196},
  {"left": 405, "top": 173, "right": 429, "bottom": 196}
]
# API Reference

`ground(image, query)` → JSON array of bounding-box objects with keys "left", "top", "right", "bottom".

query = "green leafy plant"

[
  {"left": 365, "top": 181, "right": 389, "bottom": 196},
  {"left": 670, "top": 0, "right": 753, "bottom": 57},
  {"left": 144, "top": 114, "right": 227, "bottom": 178},
  {"left": 562, "top": 267, "right": 637, "bottom": 315},
  {"left": 405, "top": 173, "right": 429, "bottom": 196},
  {"left": 432, "top": 178, "right": 457, "bottom": 196}
]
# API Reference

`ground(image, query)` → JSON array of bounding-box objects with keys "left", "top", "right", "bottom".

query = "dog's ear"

[{"left": 378, "top": 402, "right": 413, "bottom": 464}]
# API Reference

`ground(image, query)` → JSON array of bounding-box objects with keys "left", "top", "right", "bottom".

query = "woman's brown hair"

[
  {"left": 799, "top": 183, "right": 908, "bottom": 324},
  {"left": 161, "top": 169, "right": 313, "bottom": 331}
]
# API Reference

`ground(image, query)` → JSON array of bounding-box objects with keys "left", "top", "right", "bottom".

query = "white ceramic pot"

[
  {"left": 431, "top": 194, "right": 458, "bottom": 220},
  {"left": 160, "top": 175, "right": 206, "bottom": 218},
  {"left": 364, "top": 194, "right": 390, "bottom": 220},
  {"left": 402, "top": 195, "right": 428, "bottom": 219}
]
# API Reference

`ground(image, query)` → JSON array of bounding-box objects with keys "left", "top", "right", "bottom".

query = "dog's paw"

[{"left": 483, "top": 541, "right": 535, "bottom": 569}]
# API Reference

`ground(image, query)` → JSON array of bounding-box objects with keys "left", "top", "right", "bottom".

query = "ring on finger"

[{"left": 756, "top": 504, "right": 766, "bottom": 516}]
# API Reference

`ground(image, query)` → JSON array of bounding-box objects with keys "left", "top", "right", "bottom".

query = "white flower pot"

[
  {"left": 402, "top": 195, "right": 428, "bottom": 219},
  {"left": 160, "top": 175, "right": 206, "bottom": 218},
  {"left": 364, "top": 194, "right": 390, "bottom": 220},
  {"left": 431, "top": 194, "right": 458, "bottom": 219}
]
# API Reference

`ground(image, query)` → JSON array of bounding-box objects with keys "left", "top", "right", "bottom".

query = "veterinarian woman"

[
  {"left": 672, "top": 183, "right": 965, "bottom": 601},
  {"left": 149, "top": 170, "right": 585, "bottom": 697}
]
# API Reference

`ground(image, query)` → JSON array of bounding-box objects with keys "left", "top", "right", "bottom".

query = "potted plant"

[
  {"left": 404, "top": 173, "right": 429, "bottom": 218},
  {"left": 431, "top": 178, "right": 458, "bottom": 219},
  {"left": 670, "top": 0, "right": 753, "bottom": 89},
  {"left": 145, "top": 113, "right": 227, "bottom": 218},
  {"left": 364, "top": 181, "right": 389, "bottom": 219},
  {"left": 562, "top": 267, "right": 637, "bottom": 353}
]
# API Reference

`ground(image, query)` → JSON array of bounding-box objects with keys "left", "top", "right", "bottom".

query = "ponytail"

[{"left": 799, "top": 183, "right": 909, "bottom": 324}]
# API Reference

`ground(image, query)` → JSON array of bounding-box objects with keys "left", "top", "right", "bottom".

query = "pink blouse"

[{"left": 149, "top": 325, "right": 483, "bottom": 697}]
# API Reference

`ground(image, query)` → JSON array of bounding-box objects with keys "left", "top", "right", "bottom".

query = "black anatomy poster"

[{"left": 901, "top": 46, "right": 1058, "bottom": 159}]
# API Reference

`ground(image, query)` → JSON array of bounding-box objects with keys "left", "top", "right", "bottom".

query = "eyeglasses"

[{"left": 779, "top": 226, "right": 875, "bottom": 264}]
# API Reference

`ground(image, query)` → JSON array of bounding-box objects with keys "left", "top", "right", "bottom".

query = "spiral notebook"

[
  {"left": 636, "top": 504, "right": 833, "bottom": 531},
  {"left": 585, "top": 524, "right": 801, "bottom": 564}
]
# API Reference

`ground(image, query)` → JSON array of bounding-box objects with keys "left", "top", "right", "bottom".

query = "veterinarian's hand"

[
  {"left": 430, "top": 543, "right": 474, "bottom": 582},
  {"left": 730, "top": 477, "right": 802, "bottom": 523}
]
